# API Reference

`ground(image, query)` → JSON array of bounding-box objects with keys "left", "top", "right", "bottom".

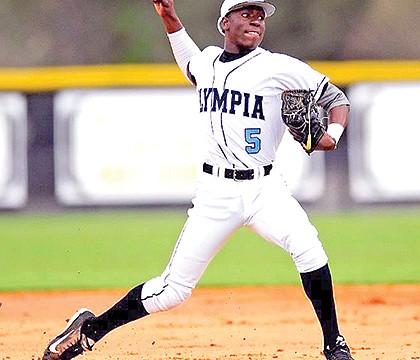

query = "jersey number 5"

[{"left": 245, "top": 128, "right": 261, "bottom": 154}]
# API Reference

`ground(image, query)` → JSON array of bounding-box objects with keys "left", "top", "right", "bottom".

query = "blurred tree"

[
  {"left": 0, "top": 0, "right": 121, "bottom": 66},
  {"left": 261, "top": 0, "right": 370, "bottom": 60},
  {"left": 341, "top": 0, "right": 420, "bottom": 59},
  {"left": 0, "top": 0, "right": 418, "bottom": 67}
]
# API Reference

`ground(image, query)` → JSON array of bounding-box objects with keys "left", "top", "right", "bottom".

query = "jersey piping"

[
  {"left": 217, "top": 51, "right": 264, "bottom": 169},
  {"left": 209, "top": 54, "right": 230, "bottom": 164}
]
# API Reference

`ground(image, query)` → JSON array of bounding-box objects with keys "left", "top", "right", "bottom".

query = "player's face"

[{"left": 223, "top": 6, "right": 266, "bottom": 53}]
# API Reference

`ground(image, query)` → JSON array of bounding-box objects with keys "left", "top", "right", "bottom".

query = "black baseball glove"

[{"left": 281, "top": 89, "right": 326, "bottom": 155}]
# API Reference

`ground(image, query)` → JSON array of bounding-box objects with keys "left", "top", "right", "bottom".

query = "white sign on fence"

[
  {"left": 0, "top": 93, "right": 27, "bottom": 208},
  {"left": 348, "top": 82, "right": 420, "bottom": 202}
]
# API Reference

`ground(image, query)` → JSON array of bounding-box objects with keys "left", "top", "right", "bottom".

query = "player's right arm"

[
  {"left": 152, "top": 0, "right": 182, "bottom": 34},
  {"left": 152, "top": 0, "right": 201, "bottom": 83}
]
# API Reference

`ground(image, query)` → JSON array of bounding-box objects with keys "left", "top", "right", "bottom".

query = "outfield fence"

[{"left": 1, "top": 61, "right": 420, "bottom": 210}]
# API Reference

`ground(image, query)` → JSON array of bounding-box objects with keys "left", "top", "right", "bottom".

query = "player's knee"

[
  {"left": 292, "top": 244, "right": 328, "bottom": 273},
  {"left": 141, "top": 276, "right": 192, "bottom": 314}
]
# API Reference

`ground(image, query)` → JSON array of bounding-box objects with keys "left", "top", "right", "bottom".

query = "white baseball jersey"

[{"left": 189, "top": 46, "right": 330, "bottom": 169}]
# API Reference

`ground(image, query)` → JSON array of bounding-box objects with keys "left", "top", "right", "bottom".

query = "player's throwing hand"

[
  {"left": 152, "top": 0, "right": 182, "bottom": 34},
  {"left": 152, "top": 0, "right": 173, "bottom": 16}
]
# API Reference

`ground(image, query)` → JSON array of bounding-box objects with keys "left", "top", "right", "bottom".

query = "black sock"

[
  {"left": 300, "top": 264, "right": 339, "bottom": 349},
  {"left": 81, "top": 283, "right": 149, "bottom": 342}
]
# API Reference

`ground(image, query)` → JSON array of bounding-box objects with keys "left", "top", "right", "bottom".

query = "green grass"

[{"left": 0, "top": 209, "right": 419, "bottom": 291}]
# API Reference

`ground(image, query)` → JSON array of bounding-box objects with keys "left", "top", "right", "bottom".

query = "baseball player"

[{"left": 43, "top": 1, "right": 355, "bottom": 359}]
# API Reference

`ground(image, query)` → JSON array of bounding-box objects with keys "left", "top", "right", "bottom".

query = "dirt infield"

[{"left": 1, "top": 285, "right": 419, "bottom": 360}]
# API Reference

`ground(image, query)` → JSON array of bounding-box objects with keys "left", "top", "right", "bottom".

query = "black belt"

[{"left": 203, "top": 163, "right": 273, "bottom": 180}]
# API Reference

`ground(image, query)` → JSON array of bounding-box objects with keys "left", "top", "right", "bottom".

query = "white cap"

[{"left": 217, "top": 0, "right": 276, "bottom": 35}]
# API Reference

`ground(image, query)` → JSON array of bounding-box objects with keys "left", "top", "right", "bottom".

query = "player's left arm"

[{"left": 315, "top": 83, "right": 350, "bottom": 151}]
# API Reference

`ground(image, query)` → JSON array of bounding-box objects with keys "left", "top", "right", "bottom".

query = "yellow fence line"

[
  {"left": 0, "top": 60, "right": 419, "bottom": 92},
  {"left": 0, "top": 64, "right": 189, "bottom": 92},
  {"left": 311, "top": 60, "right": 420, "bottom": 85}
]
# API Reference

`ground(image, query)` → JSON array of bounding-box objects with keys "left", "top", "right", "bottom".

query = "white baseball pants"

[{"left": 141, "top": 169, "right": 328, "bottom": 314}]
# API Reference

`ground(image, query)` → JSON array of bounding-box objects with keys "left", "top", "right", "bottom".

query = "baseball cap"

[{"left": 217, "top": 0, "right": 276, "bottom": 35}]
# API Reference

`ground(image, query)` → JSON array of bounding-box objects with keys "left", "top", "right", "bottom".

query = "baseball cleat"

[
  {"left": 43, "top": 308, "right": 96, "bottom": 360},
  {"left": 323, "top": 335, "right": 355, "bottom": 360}
]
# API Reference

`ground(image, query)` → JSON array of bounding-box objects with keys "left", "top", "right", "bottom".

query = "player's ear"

[{"left": 221, "top": 16, "right": 230, "bottom": 33}]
